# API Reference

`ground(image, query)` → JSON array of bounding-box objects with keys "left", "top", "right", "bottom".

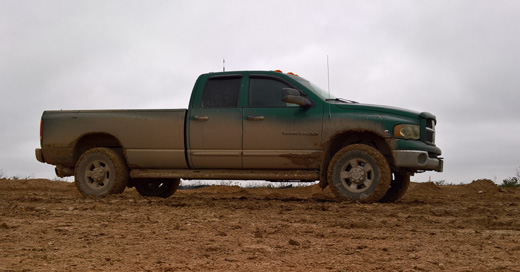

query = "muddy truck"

[{"left": 35, "top": 70, "right": 443, "bottom": 203}]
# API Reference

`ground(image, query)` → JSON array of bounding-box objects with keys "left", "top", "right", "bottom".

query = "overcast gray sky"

[{"left": 1, "top": 0, "right": 519, "bottom": 184}]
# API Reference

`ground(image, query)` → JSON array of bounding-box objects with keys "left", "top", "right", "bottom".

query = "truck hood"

[{"left": 332, "top": 102, "right": 434, "bottom": 120}]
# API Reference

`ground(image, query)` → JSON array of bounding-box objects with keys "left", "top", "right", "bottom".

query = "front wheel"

[
  {"left": 135, "top": 179, "right": 181, "bottom": 198},
  {"left": 74, "top": 147, "right": 129, "bottom": 196},
  {"left": 327, "top": 144, "right": 391, "bottom": 203}
]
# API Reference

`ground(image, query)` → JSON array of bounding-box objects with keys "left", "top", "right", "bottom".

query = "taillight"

[{"left": 40, "top": 119, "right": 43, "bottom": 144}]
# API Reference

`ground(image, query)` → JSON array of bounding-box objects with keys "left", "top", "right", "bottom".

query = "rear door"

[
  {"left": 242, "top": 74, "right": 323, "bottom": 169},
  {"left": 187, "top": 74, "right": 244, "bottom": 168}
]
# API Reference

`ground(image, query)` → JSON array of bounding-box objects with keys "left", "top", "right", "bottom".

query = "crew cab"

[{"left": 36, "top": 70, "right": 443, "bottom": 203}]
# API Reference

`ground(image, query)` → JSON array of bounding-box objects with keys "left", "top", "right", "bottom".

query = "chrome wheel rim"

[
  {"left": 84, "top": 160, "right": 110, "bottom": 190},
  {"left": 340, "top": 158, "right": 374, "bottom": 193}
]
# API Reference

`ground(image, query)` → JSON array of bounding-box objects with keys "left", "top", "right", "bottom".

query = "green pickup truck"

[{"left": 36, "top": 70, "right": 442, "bottom": 203}]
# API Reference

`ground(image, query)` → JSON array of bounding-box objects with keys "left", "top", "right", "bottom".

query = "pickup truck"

[{"left": 35, "top": 70, "right": 443, "bottom": 203}]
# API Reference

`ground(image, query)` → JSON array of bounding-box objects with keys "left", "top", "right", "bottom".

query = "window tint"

[
  {"left": 249, "top": 77, "right": 297, "bottom": 108},
  {"left": 201, "top": 76, "right": 242, "bottom": 108}
]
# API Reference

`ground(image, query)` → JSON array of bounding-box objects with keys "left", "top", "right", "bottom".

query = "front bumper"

[{"left": 393, "top": 150, "right": 443, "bottom": 172}]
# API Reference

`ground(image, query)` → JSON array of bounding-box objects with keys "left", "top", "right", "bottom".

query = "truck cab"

[{"left": 187, "top": 71, "right": 324, "bottom": 170}]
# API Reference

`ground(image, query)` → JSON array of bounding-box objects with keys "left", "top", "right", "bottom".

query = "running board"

[{"left": 130, "top": 169, "right": 320, "bottom": 181}]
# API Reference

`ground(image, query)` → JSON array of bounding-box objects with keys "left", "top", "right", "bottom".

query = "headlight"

[{"left": 394, "top": 124, "right": 420, "bottom": 140}]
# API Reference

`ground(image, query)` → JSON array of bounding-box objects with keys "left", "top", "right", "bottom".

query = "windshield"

[{"left": 291, "top": 75, "right": 336, "bottom": 100}]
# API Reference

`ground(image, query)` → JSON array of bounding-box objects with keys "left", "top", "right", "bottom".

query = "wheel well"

[
  {"left": 73, "top": 133, "right": 124, "bottom": 165},
  {"left": 319, "top": 130, "right": 393, "bottom": 188}
]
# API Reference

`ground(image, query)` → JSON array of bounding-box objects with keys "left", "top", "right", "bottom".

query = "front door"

[{"left": 243, "top": 74, "right": 323, "bottom": 169}]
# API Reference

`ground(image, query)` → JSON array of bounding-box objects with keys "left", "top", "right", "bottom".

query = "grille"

[{"left": 425, "top": 119, "right": 435, "bottom": 144}]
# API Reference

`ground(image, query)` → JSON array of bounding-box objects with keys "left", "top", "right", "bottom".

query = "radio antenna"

[
  {"left": 327, "top": 55, "right": 330, "bottom": 98},
  {"left": 223, "top": 58, "right": 226, "bottom": 72},
  {"left": 327, "top": 55, "right": 332, "bottom": 118}
]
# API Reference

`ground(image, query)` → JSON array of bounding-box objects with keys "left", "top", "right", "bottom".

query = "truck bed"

[{"left": 41, "top": 109, "right": 188, "bottom": 169}]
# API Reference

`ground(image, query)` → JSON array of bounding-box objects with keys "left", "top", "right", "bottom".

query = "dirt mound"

[
  {"left": 0, "top": 178, "right": 74, "bottom": 191},
  {"left": 408, "top": 181, "right": 441, "bottom": 194},
  {"left": 467, "top": 179, "right": 499, "bottom": 193}
]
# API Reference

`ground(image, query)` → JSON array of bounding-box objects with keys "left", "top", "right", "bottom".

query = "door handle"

[
  {"left": 193, "top": 116, "right": 209, "bottom": 121},
  {"left": 247, "top": 116, "right": 265, "bottom": 121}
]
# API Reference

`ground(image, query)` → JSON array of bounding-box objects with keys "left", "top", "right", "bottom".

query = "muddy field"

[{"left": 1, "top": 178, "right": 519, "bottom": 272}]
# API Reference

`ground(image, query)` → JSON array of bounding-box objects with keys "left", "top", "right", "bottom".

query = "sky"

[{"left": 1, "top": 0, "right": 519, "bottom": 184}]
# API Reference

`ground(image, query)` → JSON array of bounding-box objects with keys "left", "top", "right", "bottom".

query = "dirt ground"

[{"left": 1, "top": 178, "right": 519, "bottom": 272}]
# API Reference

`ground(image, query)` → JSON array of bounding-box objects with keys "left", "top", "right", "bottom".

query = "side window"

[
  {"left": 249, "top": 77, "right": 298, "bottom": 108},
  {"left": 201, "top": 76, "right": 242, "bottom": 108}
]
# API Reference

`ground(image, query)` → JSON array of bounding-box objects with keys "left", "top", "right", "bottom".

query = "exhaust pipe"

[{"left": 55, "top": 165, "right": 74, "bottom": 177}]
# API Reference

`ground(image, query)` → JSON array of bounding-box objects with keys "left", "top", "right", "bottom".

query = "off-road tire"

[
  {"left": 135, "top": 179, "right": 181, "bottom": 198},
  {"left": 327, "top": 144, "right": 391, "bottom": 203},
  {"left": 378, "top": 173, "right": 411, "bottom": 203},
  {"left": 74, "top": 147, "right": 129, "bottom": 196}
]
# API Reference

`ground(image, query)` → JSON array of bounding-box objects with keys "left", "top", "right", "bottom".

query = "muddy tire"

[
  {"left": 74, "top": 148, "right": 129, "bottom": 196},
  {"left": 135, "top": 179, "right": 181, "bottom": 198},
  {"left": 327, "top": 144, "right": 391, "bottom": 203},
  {"left": 378, "top": 173, "right": 411, "bottom": 203}
]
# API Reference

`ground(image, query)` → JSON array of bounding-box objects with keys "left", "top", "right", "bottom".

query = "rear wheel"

[
  {"left": 327, "top": 144, "right": 391, "bottom": 203},
  {"left": 135, "top": 179, "right": 181, "bottom": 198},
  {"left": 75, "top": 148, "right": 129, "bottom": 196},
  {"left": 378, "top": 173, "right": 410, "bottom": 203}
]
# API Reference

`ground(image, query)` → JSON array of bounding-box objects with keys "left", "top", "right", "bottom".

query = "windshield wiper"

[{"left": 326, "top": 98, "right": 359, "bottom": 104}]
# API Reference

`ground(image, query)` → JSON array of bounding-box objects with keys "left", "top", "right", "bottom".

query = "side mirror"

[{"left": 282, "top": 88, "right": 312, "bottom": 107}]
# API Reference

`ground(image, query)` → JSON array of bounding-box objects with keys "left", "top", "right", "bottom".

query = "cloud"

[{"left": 1, "top": 0, "right": 519, "bottom": 183}]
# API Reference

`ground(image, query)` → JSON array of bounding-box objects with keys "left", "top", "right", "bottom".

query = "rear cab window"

[{"left": 201, "top": 75, "right": 242, "bottom": 108}]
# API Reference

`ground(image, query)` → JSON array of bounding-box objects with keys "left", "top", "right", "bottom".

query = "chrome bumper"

[{"left": 393, "top": 150, "right": 443, "bottom": 172}]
